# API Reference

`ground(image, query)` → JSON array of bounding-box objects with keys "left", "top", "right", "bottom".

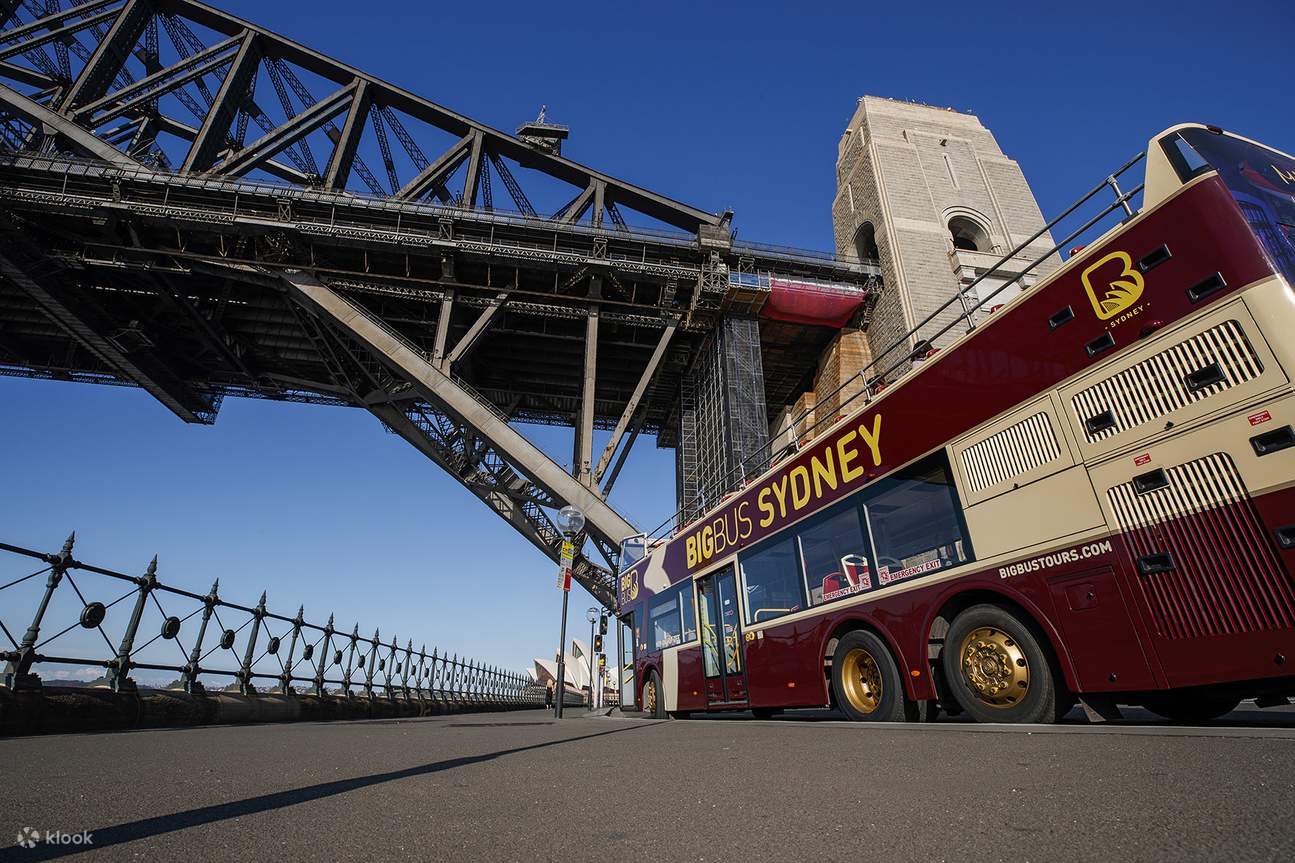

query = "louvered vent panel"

[
  {"left": 1107, "top": 453, "right": 1295, "bottom": 640},
  {"left": 1072, "top": 320, "right": 1262, "bottom": 442},
  {"left": 961, "top": 412, "right": 1061, "bottom": 494}
]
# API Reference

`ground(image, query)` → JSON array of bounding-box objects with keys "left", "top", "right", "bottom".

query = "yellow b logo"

[
  {"left": 620, "top": 571, "right": 639, "bottom": 602},
  {"left": 1082, "top": 251, "right": 1144, "bottom": 320}
]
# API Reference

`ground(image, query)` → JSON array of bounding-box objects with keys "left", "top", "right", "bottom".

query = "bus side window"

[
  {"left": 680, "top": 582, "right": 698, "bottom": 643},
  {"left": 798, "top": 506, "right": 874, "bottom": 606},
  {"left": 739, "top": 536, "right": 804, "bottom": 624},
  {"left": 864, "top": 453, "right": 973, "bottom": 588},
  {"left": 648, "top": 591, "right": 682, "bottom": 651}
]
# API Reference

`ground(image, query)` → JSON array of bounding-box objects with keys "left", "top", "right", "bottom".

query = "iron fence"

[{"left": 0, "top": 533, "right": 541, "bottom": 709}]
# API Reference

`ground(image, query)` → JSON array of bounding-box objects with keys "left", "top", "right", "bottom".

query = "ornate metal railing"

[{"left": 0, "top": 533, "right": 540, "bottom": 708}]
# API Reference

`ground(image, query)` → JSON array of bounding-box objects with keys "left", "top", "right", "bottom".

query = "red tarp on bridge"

[{"left": 760, "top": 277, "right": 868, "bottom": 328}]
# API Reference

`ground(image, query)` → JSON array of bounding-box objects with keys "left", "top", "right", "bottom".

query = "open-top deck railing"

[
  {"left": 0, "top": 533, "right": 539, "bottom": 707},
  {"left": 647, "top": 150, "right": 1149, "bottom": 541}
]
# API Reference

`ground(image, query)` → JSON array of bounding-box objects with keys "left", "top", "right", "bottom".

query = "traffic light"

[
  {"left": 598, "top": 655, "right": 606, "bottom": 669},
  {"left": 594, "top": 634, "right": 603, "bottom": 652},
  {"left": 599, "top": 614, "right": 608, "bottom": 635}
]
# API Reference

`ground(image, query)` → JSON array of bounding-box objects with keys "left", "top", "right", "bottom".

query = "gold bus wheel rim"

[
  {"left": 644, "top": 678, "right": 657, "bottom": 713},
  {"left": 840, "top": 647, "right": 883, "bottom": 714},
  {"left": 959, "top": 626, "right": 1029, "bottom": 709}
]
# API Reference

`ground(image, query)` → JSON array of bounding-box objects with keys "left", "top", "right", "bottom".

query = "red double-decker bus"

[{"left": 615, "top": 124, "right": 1295, "bottom": 724}]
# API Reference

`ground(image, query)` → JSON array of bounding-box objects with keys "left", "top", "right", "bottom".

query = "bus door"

[
  {"left": 697, "top": 566, "right": 749, "bottom": 706},
  {"left": 618, "top": 614, "right": 635, "bottom": 708}
]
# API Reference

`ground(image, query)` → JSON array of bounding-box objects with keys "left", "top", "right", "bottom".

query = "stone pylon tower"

[{"left": 832, "top": 96, "right": 1058, "bottom": 374}]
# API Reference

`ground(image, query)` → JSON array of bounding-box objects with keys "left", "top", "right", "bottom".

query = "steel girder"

[
  {"left": 0, "top": 0, "right": 720, "bottom": 232},
  {"left": 0, "top": 222, "right": 219, "bottom": 422},
  {"left": 0, "top": 1, "right": 882, "bottom": 608},
  {"left": 283, "top": 269, "right": 622, "bottom": 607}
]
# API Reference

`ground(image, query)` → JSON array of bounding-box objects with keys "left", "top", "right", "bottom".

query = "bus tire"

[
  {"left": 644, "top": 669, "right": 666, "bottom": 719},
  {"left": 831, "top": 630, "right": 908, "bottom": 722},
  {"left": 1142, "top": 692, "right": 1240, "bottom": 722},
  {"left": 942, "top": 604, "right": 1067, "bottom": 724}
]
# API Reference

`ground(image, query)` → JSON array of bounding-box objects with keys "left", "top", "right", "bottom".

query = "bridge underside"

[{"left": 0, "top": 0, "right": 880, "bottom": 608}]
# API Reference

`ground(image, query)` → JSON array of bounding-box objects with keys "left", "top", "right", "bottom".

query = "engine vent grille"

[
  {"left": 961, "top": 411, "right": 1061, "bottom": 494},
  {"left": 1073, "top": 320, "right": 1262, "bottom": 443},
  {"left": 1107, "top": 452, "right": 1295, "bottom": 640}
]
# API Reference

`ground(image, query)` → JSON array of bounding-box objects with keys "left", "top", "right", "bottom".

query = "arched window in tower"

[
  {"left": 853, "top": 222, "right": 880, "bottom": 261},
  {"left": 948, "top": 216, "right": 991, "bottom": 252}
]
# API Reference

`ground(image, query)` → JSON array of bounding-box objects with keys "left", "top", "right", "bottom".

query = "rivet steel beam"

[
  {"left": 181, "top": 27, "right": 259, "bottom": 172},
  {"left": 282, "top": 269, "right": 635, "bottom": 548},
  {"left": 593, "top": 320, "right": 675, "bottom": 485},
  {"left": 215, "top": 78, "right": 358, "bottom": 177},
  {"left": 323, "top": 79, "right": 370, "bottom": 191},
  {"left": 0, "top": 243, "right": 216, "bottom": 423},
  {"left": 0, "top": 83, "right": 135, "bottom": 165},
  {"left": 57, "top": 0, "right": 153, "bottom": 111}
]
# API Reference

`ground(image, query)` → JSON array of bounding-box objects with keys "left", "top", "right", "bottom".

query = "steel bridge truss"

[
  {"left": 0, "top": 1, "right": 881, "bottom": 610},
  {"left": 0, "top": 0, "right": 721, "bottom": 232}
]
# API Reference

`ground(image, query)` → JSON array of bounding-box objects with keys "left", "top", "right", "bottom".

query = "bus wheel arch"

[
  {"left": 927, "top": 587, "right": 1080, "bottom": 700},
  {"left": 641, "top": 666, "right": 665, "bottom": 718},
  {"left": 933, "top": 593, "right": 1076, "bottom": 723},
  {"left": 821, "top": 618, "right": 921, "bottom": 706}
]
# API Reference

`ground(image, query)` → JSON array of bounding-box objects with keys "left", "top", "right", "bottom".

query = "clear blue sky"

[{"left": 2, "top": 0, "right": 1291, "bottom": 681}]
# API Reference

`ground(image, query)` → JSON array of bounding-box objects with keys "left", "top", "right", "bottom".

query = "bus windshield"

[{"left": 1169, "top": 128, "right": 1295, "bottom": 284}]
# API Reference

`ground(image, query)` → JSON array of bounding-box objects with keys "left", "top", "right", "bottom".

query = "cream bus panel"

[
  {"left": 1060, "top": 300, "right": 1288, "bottom": 463},
  {"left": 1088, "top": 391, "right": 1295, "bottom": 524},
  {"left": 1243, "top": 277, "right": 1295, "bottom": 382},
  {"left": 963, "top": 464, "right": 1105, "bottom": 560},
  {"left": 951, "top": 395, "right": 1077, "bottom": 506}
]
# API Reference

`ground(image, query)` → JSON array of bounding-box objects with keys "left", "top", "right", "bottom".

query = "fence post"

[
  {"left": 3, "top": 532, "right": 75, "bottom": 690},
  {"left": 403, "top": 639, "right": 414, "bottom": 701},
  {"left": 363, "top": 628, "right": 379, "bottom": 699},
  {"left": 181, "top": 579, "right": 219, "bottom": 694},
  {"left": 414, "top": 645, "right": 426, "bottom": 701},
  {"left": 281, "top": 605, "right": 304, "bottom": 694},
  {"left": 238, "top": 591, "right": 267, "bottom": 696},
  {"left": 342, "top": 624, "right": 360, "bottom": 695},
  {"left": 106, "top": 555, "right": 158, "bottom": 692},
  {"left": 383, "top": 634, "right": 397, "bottom": 700},
  {"left": 314, "top": 614, "right": 334, "bottom": 697},
  {"left": 431, "top": 648, "right": 442, "bottom": 709}
]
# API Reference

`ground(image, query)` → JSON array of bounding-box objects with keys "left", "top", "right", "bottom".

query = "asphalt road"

[{"left": 3, "top": 706, "right": 1294, "bottom": 862}]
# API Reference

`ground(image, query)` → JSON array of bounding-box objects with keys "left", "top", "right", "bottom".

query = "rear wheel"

[
  {"left": 831, "top": 630, "right": 908, "bottom": 722},
  {"left": 643, "top": 670, "right": 665, "bottom": 719},
  {"left": 1143, "top": 692, "right": 1240, "bottom": 722},
  {"left": 942, "top": 604, "right": 1068, "bottom": 724}
]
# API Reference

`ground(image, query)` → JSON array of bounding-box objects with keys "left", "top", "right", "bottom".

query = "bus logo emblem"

[
  {"left": 1081, "top": 251, "right": 1145, "bottom": 320},
  {"left": 619, "top": 570, "right": 639, "bottom": 602}
]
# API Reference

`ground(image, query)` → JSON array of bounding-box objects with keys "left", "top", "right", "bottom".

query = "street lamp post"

[
  {"left": 553, "top": 506, "right": 584, "bottom": 719},
  {"left": 586, "top": 607, "right": 598, "bottom": 709}
]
